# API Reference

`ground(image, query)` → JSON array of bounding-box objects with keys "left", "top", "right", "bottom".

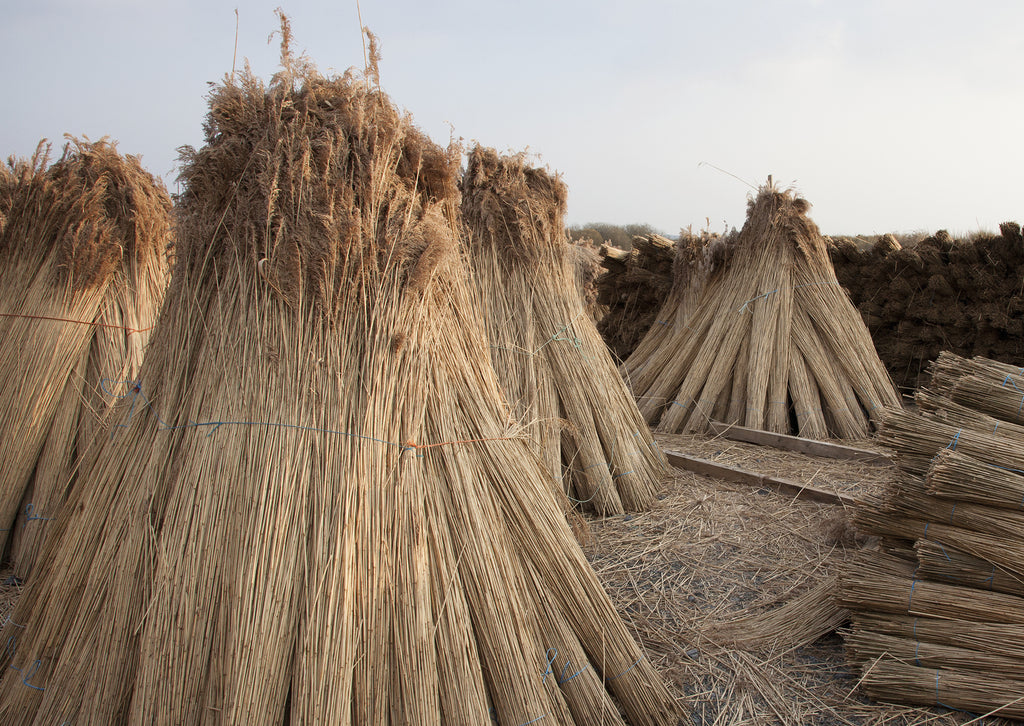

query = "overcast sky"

[{"left": 3, "top": 0, "right": 1022, "bottom": 236}]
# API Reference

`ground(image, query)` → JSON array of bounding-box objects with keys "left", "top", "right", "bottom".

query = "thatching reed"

[
  {"left": 841, "top": 357, "right": 1024, "bottom": 717},
  {"left": 0, "top": 34, "right": 680, "bottom": 725},
  {"left": 620, "top": 232, "right": 714, "bottom": 401},
  {"left": 460, "top": 147, "right": 667, "bottom": 515},
  {"left": 626, "top": 181, "right": 899, "bottom": 439},
  {"left": 0, "top": 137, "right": 171, "bottom": 579},
  {"left": 928, "top": 350, "right": 1024, "bottom": 425}
]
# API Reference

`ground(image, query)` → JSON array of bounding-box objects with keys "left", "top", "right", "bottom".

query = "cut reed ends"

[
  {"left": 842, "top": 354, "right": 1024, "bottom": 717},
  {"left": 625, "top": 181, "right": 900, "bottom": 439},
  {"left": 0, "top": 32, "right": 681, "bottom": 725}
]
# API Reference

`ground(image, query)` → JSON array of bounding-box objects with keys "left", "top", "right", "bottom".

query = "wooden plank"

[
  {"left": 662, "top": 449, "right": 857, "bottom": 507},
  {"left": 707, "top": 421, "right": 892, "bottom": 464}
]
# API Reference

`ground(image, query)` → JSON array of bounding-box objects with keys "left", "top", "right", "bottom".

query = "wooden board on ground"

[
  {"left": 662, "top": 448, "right": 857, "bottom": 507},
  {"left": 707, "top": 421, "right": 892, "bottom": 464}
]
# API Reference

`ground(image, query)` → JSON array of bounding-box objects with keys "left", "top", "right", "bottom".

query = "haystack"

[
  {"left": 0, "top": 138, "right": 171, "bottom": 578},
  {"left": 0, "top": 31, "right": 680, "bottom": 725},
  {"left": 460, "top": 147, "right": 667, "bottom": 515},
  {"left": 839, "top": 352, "right": 1024, "bottom": 718},
  {"left": 626, "top": 180, "right": 900, "bottom": 438}
]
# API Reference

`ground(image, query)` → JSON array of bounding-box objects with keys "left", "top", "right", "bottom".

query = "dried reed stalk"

[
  {"left": 850, "top": 613, "right": 1024, "bottom": 663},
  {"left": 926, "top": 447, "right": 1024, "bottom": 510},
  {"left": 915, "top": 539, "right": 1024, "bottom": 597},
  {"left": 0, "top": 138, "right": 171, "bottom": 580},
  {"left": 853, "top": 658, "right": 1024, "bottom": 719},
  {"left": 627, "top": 182, "right": 898, "bottom": 438},
  {"left": 0, "top": 34, "right": 680, "bottom": 725},
  {"left": 461, "top": 147, "right": 667, "bottom": 515}
]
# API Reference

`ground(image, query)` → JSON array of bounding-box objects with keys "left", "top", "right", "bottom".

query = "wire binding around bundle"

[{"left": 101, "top": 379, "right": 520, "bottom": 455}]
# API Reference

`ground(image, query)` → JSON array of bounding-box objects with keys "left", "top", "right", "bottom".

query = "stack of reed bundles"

[
  {"left": 620, "top": 231, "right": 715, "bottom": 400},
  {"left": 626, "top": 181, "right": 900, "bottom": 439},
  {"left": 0, "top": 31, "right": 681, "bottom": 725},
  {"left": 0, "top": 137, "right": 171, "bottom": 579},
  {"left": 461, "top": 147, "right": 667, "bottom": 515},
  {"left": 839, "top": 351, "right": 1024, "bottom": 718},
  {"left": 594, "top": 234, "right": 676, "bottom": 361}
]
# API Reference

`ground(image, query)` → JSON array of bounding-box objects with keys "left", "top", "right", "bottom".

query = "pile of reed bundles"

[
  {"left": 0, "top": 31, "right": 681, "bottom": 725},
  {"left": 838, "top": 351, "right": 1024, "bottom": 718},
  {"left": 625, "top": 180, "right": 900, "bottom": 438},
  {"left": 461, "top": 147, "right": 667, "bottom": 515},
  {"left": 593, "top": 233, "right": 677, "bottom": 360},
  {"left": 831, "top": 224, "right": 1024, "bottom": 392},
  {"left": 0, "top": 137, "right": 171, "bottom": 579}
]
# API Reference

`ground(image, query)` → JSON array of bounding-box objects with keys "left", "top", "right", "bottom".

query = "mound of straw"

[
  {"left": 0, "top": 137, "right": 171, "bottom": 579},
  {"left": 625, "top": 181, "right": 899, "bottom": 439},
  {"left": 0, "top": 29, "right": 680, "bottom": 725},
  {"left": 461, "top": 147, "right": 667, "bottom": 515},
  {"left": 840, "top": 352, "right": 1024, "bottom": 717}
]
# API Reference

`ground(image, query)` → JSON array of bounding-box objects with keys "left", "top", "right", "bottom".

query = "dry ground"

[{"left": 581, "top": 430, "right": 1016, "bottom": 725}]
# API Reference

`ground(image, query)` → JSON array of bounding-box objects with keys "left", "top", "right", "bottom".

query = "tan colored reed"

[
  {"left": 460, "top": 147, "right": 667, "bottom": 515},
  {"left": 0, "top": 138, "right": 171, "bottom": 580},
  {"left": 625, "top": 182, "right": 899, "bottom": 438},
  {"left": 0, "top": 30, "right": 681, "bottom": 725}
]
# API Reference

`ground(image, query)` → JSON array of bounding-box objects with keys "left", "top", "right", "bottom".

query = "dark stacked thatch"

[
  {"left": 625, "top": 182, "right": 900, "bottom": 439},
  {"left": 831, "top": 225, "right": 1024, "bottom": 391},
  {"left": 461, "top": 147, "right": 667, "bottom": 515},
  {"left": 0, "top": 138, "right": 171, "bottom": 579},
  {"left": 0, "top": 36, "right": 680, "bottom": 725},
  {"left": 839, "top": 352, "right": 1024, "bottom": 718},
  {"left": 595, "top": 234, "right": 678, "bottom": 360}
]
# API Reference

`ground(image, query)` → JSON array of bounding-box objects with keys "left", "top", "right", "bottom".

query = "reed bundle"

[
  {"left": 626, "top": 181, "right": 898, "bottom": 438},
  {"left": 837, "top": 551, "right": 1024, "bottom": 623},
  {"left": 620, "top": 232, "right": 713, "bottom": 395},
  {"left": 843, "top": 379, "right": 1024, "bottom": 717},
  {"left": 926, "top": 447, "right": 1024, "bottom": 509},
  {"left": 0, "top": 36, "right": 680, "bottom": 725},
  {"left": 852, "top": 659, "right": 1024, "bottom": 719},
  {"left": 0, "top": 137, "right": 171, "bottom": 579},
  {"left": 876, "top": 404, "right": 1024, "bottom": 475},
  {"left": 460, "top": 147, "right": 666, "bottom": 514},
  {"left": 850, "top": 613, "right": 1024, "bottom": 663},
  {"left": 709, "top": 578, "right": 848, "bottom": 651},
  {"left": 926, "top": 350, "right": 1024, "bottom": 427},
  {"left": 915, "top": 539, "right": 1024, "bottom": 597},
  {"left": 844, "top": 629, "right": 1024, "bottom": 680}
]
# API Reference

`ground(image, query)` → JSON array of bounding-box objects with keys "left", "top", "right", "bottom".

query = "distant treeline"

[{"left": 568, "top": 223, "right": 663, "bottom": 249}]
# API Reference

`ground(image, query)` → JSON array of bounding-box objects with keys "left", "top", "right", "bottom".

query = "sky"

[{"left": 3, "top": 0, "right": 1023, "bottom": 237}]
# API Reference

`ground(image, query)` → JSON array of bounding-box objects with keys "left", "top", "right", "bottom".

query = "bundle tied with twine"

[
  {"left": 0, "top": 30, "right": 680, "bottom": 725},
  {"left": 620, "top": 230, "right": 717, "bottom": 396},
  {"left": 0, "top": 137, "right": 171, "bottom": 579},
  {"left": 839, "top": 355, "right": 1024, "bottom": 719},
  {"left": 626, "top": 181, "right": 899, "bottom": 438},
  {"left": 460, "top": 147, "right": 667, "bottom": 515}
]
